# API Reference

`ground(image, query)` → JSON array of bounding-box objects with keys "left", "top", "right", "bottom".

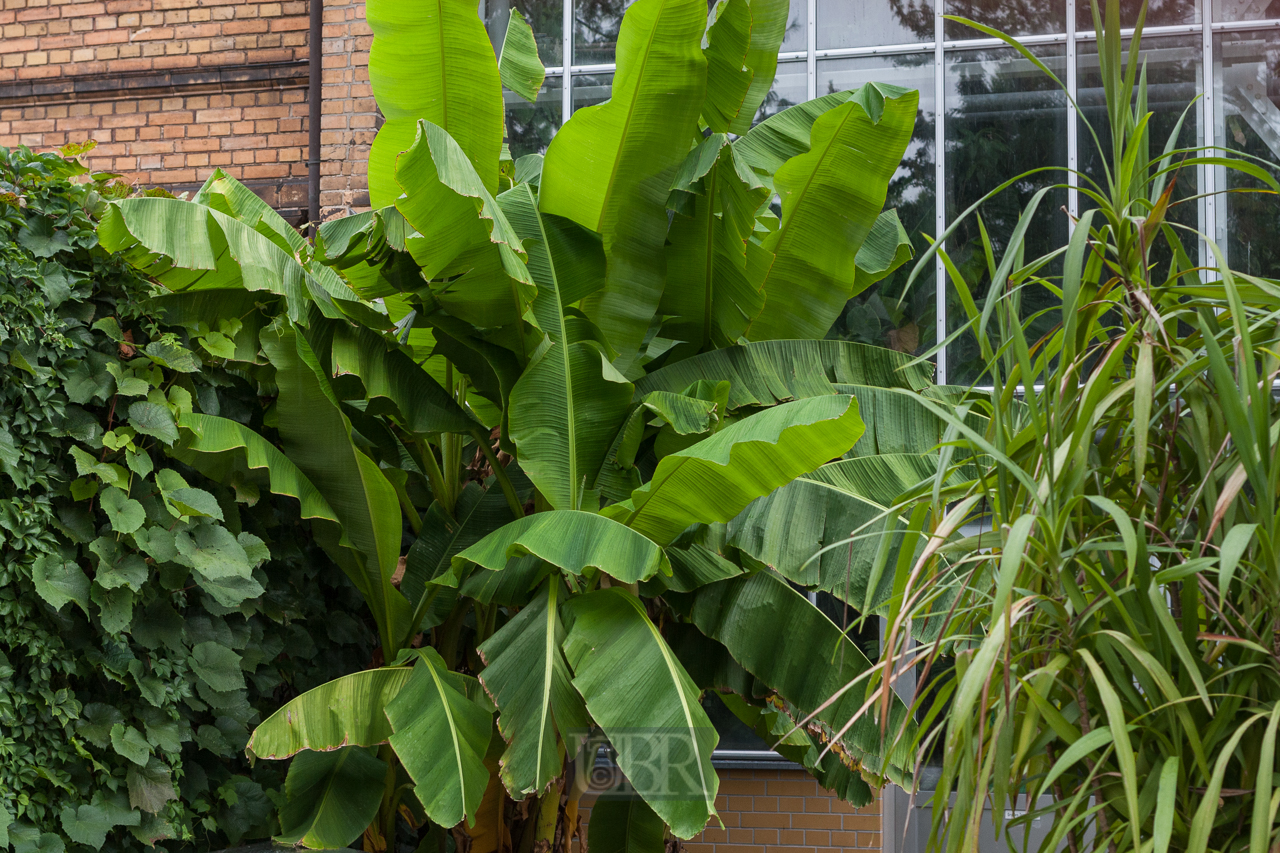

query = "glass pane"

[
  {"left": 571, "top": 72, "right": 613, "bottom": 112},
  {"left": 943, "top": 46, "right": 1069, "bottom": 386},
  {"left": 1216, "top": 29, "right": 1280, "bottom": 276},
  {"left": 574, "top": 0, "right": 723, "bottom": 65},
  {"left": 506, "top": 77, "right": 562, "bottom": 158},
  {"left": 1214, "top": 0, "right": 1280, "bottom": 21},
  {"left": 1074, "top": 0, "right": 1198, "bottom": 30},
  {"left": 574, "top": 0, "right": 627, "bottom": 65},
  {"left": 818, "top": 55, "right": 938, "bottom": 358},
  {"left": 818, "top": 0, "right": 932, "bottom": 49},
  {"left": 1077, "top": 37, "right": 1200, "bottom": 267},
  {"left": 780, "top": 0, "right": 807, "bottom": 52},
  {"left": 944, "top": 0, "right": 1065, "bottom": 40},
  {"left": 756, "top": 60, "right": 807, "bottom": 124},
  {"left": 483, "top": 0, "right": 563, "bottom": 66}
]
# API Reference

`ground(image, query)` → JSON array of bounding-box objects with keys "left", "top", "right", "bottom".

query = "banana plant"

[{"left": 101, "top": 0, "right": 930, "bottom": 849}]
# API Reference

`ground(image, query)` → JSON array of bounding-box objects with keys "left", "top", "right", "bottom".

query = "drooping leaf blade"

[
  {"left": 248, "top": 668, "right": 413, "bottom": 759},
  {"left": 275, "top": 747, "right": 386, "bottom": 849},
  {"left": 563, "top": 589, "right": 718, "bottom": 838}
]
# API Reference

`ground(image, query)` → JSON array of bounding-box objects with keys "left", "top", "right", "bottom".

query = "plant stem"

[
  {"left": 415, "top": 436, "right": 452, "bottom": 516},
  {"left": 532, "top": 779, "right": 561, "bottom": 853},
  {"left": 472, "top": 429, "right": 524, "bottom": 519},
  {"left": 438, "top": 598, "right": 472, "bottom": 670},
  {"left": 378, "top": 744, "right": 400, "bottom": 850},
  {"left": 403, "top": 584, "right": 442, "bottom": 651}
]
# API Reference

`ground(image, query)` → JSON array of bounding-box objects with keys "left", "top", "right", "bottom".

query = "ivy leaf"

[
  {"left": 97, "top": 553, "right": 149, "bottom": 591},
  {"left": 126, "top": 448, "right": 153, "bottom": 478},
  {"left": 92, "top": 316, "right": 126, "bottom": 342},
  {"left": 144, "top": 341, "right": 202, "bottom": 373},
  {"left": 165, "top": 487, "right": 223, "bottom": 520},
  {"left": 190, "top": 641, "right": 246, "bottom": 692},
  {"left": 198, "top": 331, "right": 237, "bottom": 360},
  {"left": 237, "top": 532, "right": 270, "bottom": 566},
  {"left": 9, "top": 824, "right": 65, "bottom": 853},
  {"left": 64, "top": 360, "right": 113, "bottom": 404},
  {"left": 127, "top": 759, "right": 177, "bottom": 813},
  {"left": 91, "top": 584, "right": 135, "bottom": 634},
  {"left": 101, "top": 486, "right": 146, "bottom": 534},
  {"left": 70, "top": 446, "right": 129, "bottom": 489},
  {"left": 0, "top": 805, "right": 10, "bottom": 848},
  {"left": 134, "top": 526, "right": 178, "bottom": 562},
  {"left": 60, "top": 798, "right": 140, "bottom": 848},
  {"left": 78, "top": 703, "right": 125, "bottom": 748},
  {"left": 18, "top": 215, "right": 72, "bottom": 258},
  {"left": 128, "top": 402, "right": 179, "bottom": 444},
  {"left": 110, "top": 723, "right": 153, "bottom": 766},
  {"left": 31, "top": 554, "right": 91, "bottom": 614},
  {"left": 106, "top": 363, "right": 151, "bottom": 397}
]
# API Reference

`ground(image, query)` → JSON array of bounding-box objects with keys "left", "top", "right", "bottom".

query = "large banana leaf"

[
  {"left": 261, "top": 324, "right": 412, "bottom": 655},
  {"left": 726, "top": 472, "right": 904, "bottom": 603},
  {"left": 329, "top": 323, "right": 482, "bottom": 435},
  {"left": 98, "top": 197, "right": 357, "bottom": 325},
  {"left": 366, "top": 0, "right": 502, "bottom": 206},
  {"left": 275, "top": 747, "right": 386, "bottom": 849},
  {"left": 193, "top": 168, "right": 307, "bottom": 255},
  {"left": 452, "top": 511, "right": 671, "bottom": 584},
  {"left": 386, "top": 648, "right": 494, "bottom": 828},
  {"left": 688, "top": 570, "right": 915, "bottom": 784},
  {"left": 402, "top": 469, "right": 533, "bottom": 605},
  {"left": 315, "top": 207, "right": 422, "bottom": 300},
  {"left": 394, "top": 120, "right": 535, "bottom": 329},
  {"left": 175, "top": 413, "right": 339, "bottom": 525},
  {"left": 562, "top": 589, "right": 718, "bottom": 839},
  {"left": 587, "top": 796, "right": 667, "bottom": 853},
  {"left": 746, "top": 88, "right": 919, "bottom": 340},
  {"left": 733, "top": 89, "right": 861, "bottom": 186},
  {"left": 539, "top": 0, "right": 708, "bottom": 362},
  {"left": 247, "top": 667, "right": 413, "bottom": 759},
  {"left": 853, "top": 209, "right": 914, "bottom": 293},
  {"left": 497, "top": 8, "right": 545, "bottom": 103},
  {"left": 805, "top": 452, "right": 952, "bottom": 508},
  {"left": 633, "top": 339, "right": 932, "bottom": 409},
  {"left": 476, "top": 580, "right": 588, "bottom": 798},
  {"left": 661, "top": 141, "right": 772, "bottom": 352},
  {"left": 608, "top": 395, "right": 866, "bottom": 545},
  {"left": 701, "top": 0, "right": 788, "bottom": 134},
  {"left": 500, "top": 184, "right": 631, "bottom": 509}
]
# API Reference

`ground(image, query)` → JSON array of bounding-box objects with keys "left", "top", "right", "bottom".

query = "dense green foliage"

[
  {"left": 826, "top": 5, "right": 1280, "bottom": 853},
  {"left": 96, "top": 0, "right": 944, "bottom": 849},
  {"left": 0, "top": 145, "right": 373, "bottom": 853}
]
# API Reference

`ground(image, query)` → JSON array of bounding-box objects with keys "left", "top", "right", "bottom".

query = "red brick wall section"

[
  {"left": 0, "top": 0, "right": 378, "bottom": 220},
  {"left": 579, "top": 769, "right": 883, "bottom": 853},
  {"left": 316, "top": 0, "right": 374, "bottom": 217}
]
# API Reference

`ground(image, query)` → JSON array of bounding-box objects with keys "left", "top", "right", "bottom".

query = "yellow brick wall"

[{"left": 580, "top": 768, "right": 883, "bottom": 853}]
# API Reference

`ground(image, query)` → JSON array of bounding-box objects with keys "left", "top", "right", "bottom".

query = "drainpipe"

[{"left": 307, "top": 0, "right": 322, "bottom": 237}]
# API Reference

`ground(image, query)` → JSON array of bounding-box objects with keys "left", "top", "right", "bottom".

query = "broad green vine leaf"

[
  {"left": 702, "top": 0, "right": 788, "bottom": 134},
  {"left": 540, "top": 0, "right": 708, "bottom": 364},
  {"left": 501, "top": 184, "right": 632, "bottom": 509},
  {"left": 275, "top": 747, "right": 386, "bottom": 849},
  {"left": 31, "top": 555, "right": 91, "bottom": 614},
  {"left": 367, "top": 0, "right": 503, "bottom": 206},
  {"left": 609, "top": 395, "right": 866, "bottom": 545},
  {"left": 746, "top": 88, "right": 919, "bottom": 340},
  {"left": 498, "top": 8, "right": 545, "bottom": 103},
  {"left": 386, "top": 648, "right": 494, "bottom": 828},
  {"left": 248, "top": 668, "right": 413, "bottom": 759},
  {"left": 189, "top": 642, "right": 245, "bottom": 692},
  {"left": 127, "top": 402, "right": 178, "bottom": 445},
  {"left": 587, "top": 796, "right": 667, "bottom": 853},
  {"left": 59, "top": 798, "right": 139, "bottom": 849},
  {"left": 477, "top": 580, "right": 588, "bottom": 798},
  {"left": 563, "top": 589, "right": 718, "bottom": 839},
  {"left": 452, "top": 511, "right": 671, "bottom": 584}
]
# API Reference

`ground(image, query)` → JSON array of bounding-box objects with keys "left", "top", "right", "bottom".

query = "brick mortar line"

[{"left": 0, "top": 59, "right": 307, "bottom": 108}]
